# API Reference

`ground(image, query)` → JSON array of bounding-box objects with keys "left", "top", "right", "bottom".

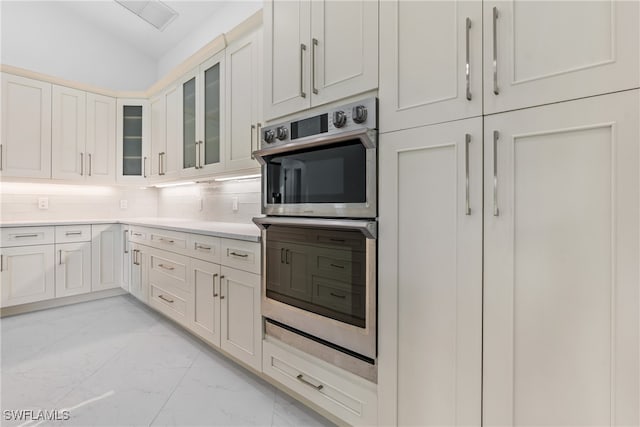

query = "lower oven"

[{"left": 253, "top": 216, "right": 377, "bottom": 381}]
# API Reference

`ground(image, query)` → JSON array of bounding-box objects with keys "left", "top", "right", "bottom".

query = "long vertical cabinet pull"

[
  {"left": 465, "top": 18, "right": 472, "bottom": 101},
  {"left": 198, "top": 141, "right": 204, "bottom": 169},
  {"left": 58, "top": 250, "right": 63, "bottom": 265},
  {"left": 300, "top": 44, "right": 307, "bottom": 99},
  {"left": 80, "top": 152, "right": 84, "bottom": 176},
  {"left": 143, "top": 157, "right": 148, "bottom": 178},
  {"left": 123, "top": 230, "right": 129, "bottom": 254},
  {"left": 493, "top": 130, "right": 500, "bottom": 216},
  {"left": 0, "top": 144, "right": 3, "bottom": 171},
  {"left": 219, "top": 275, "right": 226, "bottom": 299},
  {"left": 1, "top": 254, "right": 3, "bottom": 272},
  {"left": 250, "top": 124, "right": 256, "bottom": 159},
  {"left": 465, "top": 133, "right": 471, "bottom": 215},
  {"left": 213, "top": 273, "right": 219, "bottom": 297},
  {"left": 88, "top": 153, "right": 92, "bottom": 176},
  {"left": 312, "top": 38, "right": 319, "bottom": 95},
  {"left": 492, "top": 7, "right": 500, "bottom": 95}
]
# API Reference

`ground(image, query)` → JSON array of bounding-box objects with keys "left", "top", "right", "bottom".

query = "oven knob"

[
  {"left": 332, "top": 110, "right": 347, "bottom": 128},
  {"left": 264, "top": 129, "right": 276, "bottom": 144},
  {"left": 352, "top": 105, "right": 368, "bottom": 124},
  {"left": 276, "top": 126, "right": 289, "bottom": 141}
]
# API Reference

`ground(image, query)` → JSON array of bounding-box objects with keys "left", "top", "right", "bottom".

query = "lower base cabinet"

[
  {"left": 0, "top": 244, "right": 55, "bottom": 307},
  {"left": 55, "top": 242, "right": 92, "bottom": 298},
  {"left": 191, "top": 258, "right": 222, "bottom": 345},
  {"left": 129, "top": 243, "right": 149, "bottom": 304},
  {"left": 91, "top": 224, "right": 122, "bottom": 292}
]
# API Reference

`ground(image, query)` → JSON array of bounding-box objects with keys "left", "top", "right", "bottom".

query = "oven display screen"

[{"left": 291, "top": 114, "right": 328, "bottom": 140}]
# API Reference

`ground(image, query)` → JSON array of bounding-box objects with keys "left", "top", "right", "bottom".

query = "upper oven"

[{"left": 252, "top": 98, "right": 377, "bottom": 218}]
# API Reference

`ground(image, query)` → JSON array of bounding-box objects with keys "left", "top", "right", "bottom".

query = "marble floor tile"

[{"left": 1, "top": 295, "right": 335, "bottom": 427}]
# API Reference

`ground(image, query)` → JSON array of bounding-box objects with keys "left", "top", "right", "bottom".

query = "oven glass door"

[
  {"left": 265, "top": 225, "right": 367, "bottom": 328},
  {"left": 263, "top": 141, "right": 366, "bottom": 205}
]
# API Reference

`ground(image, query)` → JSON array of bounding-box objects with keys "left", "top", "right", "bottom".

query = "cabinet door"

[
  {"left": 266, "top": 242, "right": 311, "bottom": 302},
  {"left": 225, "top": 30, "right": 261, "bottom": 172},
  {"left": 121, "top": 226, "right": 130, "bottom": 292},
  {"left": 180, "top": 68, "right": 198, "bottom": 172},
  {"left": 263, "top": 0, "right": 311, "bottom": 121},
  {"left": 86, "top": 93, "right": 116, "bottom": 183},
  {"left": 310, "top": 0, "right": 378, "bottom": 107},
  {"left": 116, "top": 99, "right": 150, "bottom": 183},
  {"left": 483, "top": 0, "right": 639, "bottom": 114},
  {"left": 91, "top": 224, "right": 122, "bottom": 292},
  {"left": 1, "top": 245, "right": 55, "bottom": 307},
  {"left": 55, "top": 242, "right": 91, "bottom": 298},
  {"left": 378, "top": 117, "right": 483, "bottom": 426},
  {"left": 129, "top": 245, "right": 148, "bottom": 304},
  {"left": 190, "top": 259, "right": 221, "bottom": 346},
  {"left": 163, "top": 85, "right": 180, "bottom": 178},
  {"left": 1, "top": 73, "right": 52, "bottom": 178},
  {"left": 220, "top": 266, "right": 261, "bottom": 370},
  {"left": 52, "top": 85, "right": 86, "bottom": 180},
  {"left": 150, "top": 93, "right": 166, "bottom": 179},
  {"left": 198, "top": 53, "right": 225, "bottom": 174},
  {"left": 379, "top": 0, "right": 482, "bottom": 132},
  {"left": 483, "top": 90, "right": 639, "bottom": 426}
]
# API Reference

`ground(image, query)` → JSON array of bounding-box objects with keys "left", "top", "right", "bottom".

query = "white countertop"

[{"left": 0, "top": 217, "right": 261, "bottom": 242}]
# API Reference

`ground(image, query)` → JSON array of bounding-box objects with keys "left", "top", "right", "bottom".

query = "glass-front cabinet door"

[
  {"left": 180, "top": 52, "right": 225, "bottom": 175},
  {"left": 116, "top": 98, "right": 150, "bottom": 183}
]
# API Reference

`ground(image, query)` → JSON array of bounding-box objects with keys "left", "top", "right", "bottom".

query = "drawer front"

[
  {"left": 188, "top": 234, "right": 221, "bottom": 263},
  {"left": 129, "top": 227, "right": 148, "bottom": 243},
  {"left": 149, "top": 229, "right": 188, "bottom": 251},
  {"left": 220, "top": 239, "right": 260, "bottom": 274},
  {"left": 312, "top": 249, "right": 366, "bottom": 285},
  {"left": 262, "top": 339, "right": 378, "bottom": 426},
  {"left": 1, "top": 227, "right": 55, "bottom": 248},
  {"left": 149, "top": 283, "right": 188, "bottom": 326},
  {"left": 55, "top": 225, "right": 91, "bottom": 243},
  {"left": 312, "top": 276, "right": 365, "bottom": 316},
  {"left": 148, "top": 248, "right": 190, "bottom": 293}
]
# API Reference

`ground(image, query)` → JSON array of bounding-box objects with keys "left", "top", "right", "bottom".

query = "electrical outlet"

[
  {"left": 232, "top": 197, "right": 239, "bottom": 212},
  {"left": 120, "top": 200, "right": 128, "bottom": 209},
  {"left": 38, "top": 197, "right": 49, "bottom": 210}
]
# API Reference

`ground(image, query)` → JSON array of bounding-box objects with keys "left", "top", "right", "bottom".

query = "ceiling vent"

[{"left": 115, "top": 1, "right": 178, "bottom": 31}]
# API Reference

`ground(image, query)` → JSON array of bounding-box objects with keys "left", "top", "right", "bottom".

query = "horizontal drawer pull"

[
  {"left": 329, "top": 263, "right": 345, "bottom": 269},
  {"left": 296, "top": 374, "right": 323, "bottom": 391},
  {"left": 132, "top": 232, "right": 143, "bottom": 237},
  {"left": 158, "top": 238, "right": 175, "bottom": 244},
  {"left": 229, "top": 251, "right": 249, "bottom": 258},
  {"left": 330, "top": 292, "right": 347, "bottom": 299},
  {"left": 65, "top": 231, "right": 83, "bottom": 236},
  {"left": 195, "top": 244, "right": 211, "bottom": 251},
  {"left": 13, "top": 234, "right": 39, "bottom": 238},
  {"left": 158, "top": 294, "right": 174, "bottom": 303},
  {"left": 158, "top": 264, "right": 175, "bottom": 271}
]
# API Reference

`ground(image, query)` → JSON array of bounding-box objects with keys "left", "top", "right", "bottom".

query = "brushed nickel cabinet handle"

[
  {"left": 220, "top": 275, "right": 225, "bottom": 299},
  {"left": 123, "top": 230, "right": 129, "bottom": 253},
  {"left": 493, "top": 130, "right": 500, "bottom": 216},
  {"left": 300, "top": 44, "right": 307, "bottom": 99},
  {"left": 251, "top": 124, "right": 256, "bottom": 159},
  {"left": 312, "top": 38, "right": 318, "bottom": 95},
  {"left": 492, "top": 7, "right": 499, "bottom": 95},
  {"left": 88, "top": 153, "right": 92, "bottom": 176},
  {"left": 158, "top": 294, "right": 174, "bottom": 303},
  {"left": 158, "top": 263, "right": 175, "bottom": 271},
  {"left": 0, "top": 144, "right": 3, "bottom": 171},
  {"left": 65, "top": 231, "right": 82, "bottom": 236},
  {"left": 329, "top": 263, "right": 344, "bottom": 269},
  {"left": 80, "top": 152, "right": 84, "bottom": 176},
  {"left": 158, "top": 153, "right": 162, "bottom": 175},
  {"left": 132, "top": 232, "right": 143, "bottom": 237},
  {"left": 143, "top": 156, "right": 148, "bottom": 178},
  {"left": 229, "top": 251, "right": 248, "bottom": 258},
  {"left": 195, "top": 243, "right": 211, "bottom": 251},
  {"left": 14, "top": 234, "right": 39, "bottom": 238},
  {"left": 0, "top": 254, "right": 3, "bottom": 272},
  {"left": 465, "top": 17, "right": 472, "bottom": 101},
  {"left": 465, "top": 133, "right": 471, "bottom": 215},
  {"left": 330, "top": 292, "right": 346, "bottom": 299},
  {"left": 59, "top": 250, "right": 63, "bottom": 265},
  {"left": 212, "top": 273, "right": 219, "bottom": 297},
  {"left": 256, "top": 123, "right": 262, "bottom": 150},
  {"left": 296, "top": 374, "right": 323, "bottom": 390},
  {"left": 199, "top": 141, "right": 204, "bottom": 168},
  {"left": 159, "top": 238, "right": 175, "bottom": 244}
]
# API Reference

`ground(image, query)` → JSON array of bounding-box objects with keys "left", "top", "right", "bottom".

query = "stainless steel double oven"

[{"left": 253, "top": 98, "right": 377, "bottom": 381}]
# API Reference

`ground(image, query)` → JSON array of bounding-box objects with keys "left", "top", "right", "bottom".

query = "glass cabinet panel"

[
  {"left": 183, "top": 77, "right": 197, "bottom": 169},
  {"left": 204, "top": 63, "right": 221, "bottom": 166},
  {"left": 122, "top": 105, "right": 142, "bottom": 176}
]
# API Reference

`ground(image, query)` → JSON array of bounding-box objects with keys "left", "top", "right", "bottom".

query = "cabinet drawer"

[
  {"left": 312, "top": 276, "right": 365, "bottom": 317},
  {"left": 129, "top": 227, "right": 148, "bottom": 243},
  {"left": 149, "top": 283, "right": 188, "bottom": 326},
  {"left": 263, "top": 339, "right": 378, "bottom": 426},
  {"left": 220, "top": 239, "right": 260, "bottom": 274},
  {"left": 55, "top": 225, "right": 91, "bottom": 243},
  {"left": 188, "top": 234, "right": 221, "bottom": 263},
  {"left": 1, "top": 227, "right": 54, "bottom": 247},
  {"left": 149, "top": 229, "right": 188, "bottom": 251},
  {"left": 312, "top": 250, "right": 365, "bottom": 285},
  {"left": 148, "top": 249, "right": 190, "bottom": 293}
]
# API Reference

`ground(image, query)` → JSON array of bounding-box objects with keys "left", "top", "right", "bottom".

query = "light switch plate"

[
  {"left": 38, "top": 197, "right": 49, "bottom": 209},
  {"left": 120, "top": 200, "right": 128, "bottom": 209}
]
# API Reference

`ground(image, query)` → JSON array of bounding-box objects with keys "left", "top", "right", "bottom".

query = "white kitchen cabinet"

[
  {"left": 129, "top": 243, "right": 149, "bottom": 304},
  {"left": 150, "top": 85, "right": 180, "bottom": 181},
  {"left": 55, "top": 242, "right": 91, "bottom": 298},
  {"left": 225, "top": 29, "right": 262, "bottom": 171},
  {"left": 0, "top": 245, "right": 55, "bottom": 307},
  {"left": 179, "top": 51, "right": 226, "bottom": 176},
  {"left": 86, "top": 93, "right": 116, "bottom": 183},
  {"left": 0, "top": 73, "right": 52, "bottom": 179},
  {"left": 483, "top": 90, "right": 639, "bottom": 426},
  {"left": 51, "top": 85, "right": 86, "bottom": 180},
  {"left": 378, "top": 117, "right": 483, "bottom": 426},
  {"left": 190, "top": 258, "right": 222, "bottom": 346},
  {"left": 91, "top": 224, "right": 121, "bottom": 292},
  {"left": 379, "top": 0, "right": 483, "bottom": 132},
  {"left": 483, "top": 0, "right": 639, "bottom": 114},
  {"left": 116, "top": 99, "right": 150, "bottom": 183},
  {"left": 121, "top": 226, "right": 130, "bottom": 292},
  {"left": 263, "top": 0, "right": 378, "bottom": 121},
  {"left": 220, "top": 266, "right": 261, "bottom": 371}
]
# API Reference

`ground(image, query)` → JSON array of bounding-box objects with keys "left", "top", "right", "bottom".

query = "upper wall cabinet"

[
  {"left": 264, "top": 0, "right": 378, "bottom": 121},
  {"left": 116, "top": 98, "right": 150, "bottom": 183},
  {"left": 483, "top": 0, "right": 639, "bottom": 114},
  {"left": 179, "top": 51, "right": 226, "bottom": 176},
  {"left": 225, "top": 29, "right": 262, "bottom": 172},
  {"left": 52, "top": 85, "right": 86, "bottom": 180},
  {"left": 86, "top": 93, "right": 116, "bottom": 183},
  {"left": 0, "top": 73, "right": 52, "bottom": 179},
  {"left": 150, "top": 85, "right": 180, "bottom": 181},
  {"left": 379, "top": 0, "right": 483, "bottom": 132}
]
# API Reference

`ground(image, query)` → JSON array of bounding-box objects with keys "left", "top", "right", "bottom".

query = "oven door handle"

[
  {"left": 252, "top": 216, "right": 377, "bottom": 239},
  {"left": 251, "top": 128, "right": 377, "bottom": 166}
]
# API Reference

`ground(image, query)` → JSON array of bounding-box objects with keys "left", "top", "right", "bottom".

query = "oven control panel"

[{"left": 261, "top": 97, "right": 377, "bottom": 148}]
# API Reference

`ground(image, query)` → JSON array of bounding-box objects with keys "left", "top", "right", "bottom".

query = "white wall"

[
  {"left": 0, "top": 1, "right": 157, "bottom": 91},
  {"left": 157, "top": 1, "right": 262, "bottom": 80}
]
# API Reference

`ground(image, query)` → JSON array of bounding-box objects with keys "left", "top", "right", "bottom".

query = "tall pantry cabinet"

[{"left": 378, "top": 0, "right": 640, "bottom": 426}]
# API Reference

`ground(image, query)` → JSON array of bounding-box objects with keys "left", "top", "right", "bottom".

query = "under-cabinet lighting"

[
  {"left": 213, "top": 174, "right": 261, "bottom": 182},
  {"left": 0, "top": 182, "right": 115, "bottom": 196},
  {"left": 154, "top": 181, "right": 196, "bottom": 188},
  {"left": 115, "top": 0, "right": 178, "bottom": 32}
]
